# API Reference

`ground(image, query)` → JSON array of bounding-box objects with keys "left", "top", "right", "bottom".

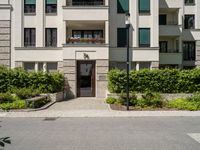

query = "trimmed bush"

[
  {"left": 11, "top": 87, "right": 41, "bottom": 99},
  {"left": 0, "top": 93, "right": 15, "bottom": 103},
  {"left": 0, "top": 67, "right": 64, "bottom": 93},
  {"left": 0, "top": 100, "right": 26, "bottom": 110},
  {"left": 167, "top": 98, "right": 200, "bottom": 111},
  {"left": 108, "top": 68, "right": 200, "bottom": 93}
]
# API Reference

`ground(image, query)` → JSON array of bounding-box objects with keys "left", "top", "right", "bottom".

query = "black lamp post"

[{"left": 125, "top": 12, "right": 130, "bottom": 111}]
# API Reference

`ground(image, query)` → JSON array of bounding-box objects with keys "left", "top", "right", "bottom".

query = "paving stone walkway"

[{"left": 48, "top": 98, "right": 110, "bottom": 110}]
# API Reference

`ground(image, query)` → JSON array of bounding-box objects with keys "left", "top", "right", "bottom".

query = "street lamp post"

[{"left": 125, "top": 13, "right": 130, "bottom": 111}]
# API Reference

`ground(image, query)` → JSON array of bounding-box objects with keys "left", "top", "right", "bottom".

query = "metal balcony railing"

[
  {"left": 66, "top": 37, "right": 105, "bottom": 44},
  {"left": 66, "top": 0, "right": 104, "bottom": 6}
]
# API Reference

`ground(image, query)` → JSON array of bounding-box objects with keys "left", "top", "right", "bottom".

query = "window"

[
  {"left": 159, "top": 14, "right": 167, "bottom": 25},
  {"left": 139, "top": 62, "right": 151, "bottom": 70},
  {"left": 139, "top": 28, "right": 150, "bottom": 47},
  {"left": 24, "top": 62, "right": 35, "bottom": 71},
  {"left": 183, "top": 41, "right": 196, "bottom": 61},
  {"left": 184, "top": 15, "right": 195, "bottom": 29},
  {"left": 24, "top": 28, "right": 36, "bottom": 47},
  {"left": 117, "top": 28, "right": 127, "bottom": 47},
  {"left": 109, "top": 62, "right": 126, "bottom": 70},
  {"left": 46, "top": 0, "right": 57, "bottom": 14},
  {"left": 24, "top": 0, "right": 36, "bottom": 13},
  {"left": 159, "top": 41, "right": 168, "bottom": 53},
  {"left": 117, "top": 0, "right": 129, "bottom": 13},
  {"left": 45, "top": 28, "right": 57, "bottom": 47},
  {"left": 23, "top": 62, "right": 58, "bottom": 72},
  {"left": 185, "top": 0, "right": 195, "bottom": 5},
  {"left": 139, "top": 0, "right": 150, "bottom": 14},
  {"left": 47, "top": 62, "right": 58, "bottom": 72}
]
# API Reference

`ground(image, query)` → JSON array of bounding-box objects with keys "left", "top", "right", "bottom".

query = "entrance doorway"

[{"left": 77, "top": 61, "right": 95, "bottom": 97}]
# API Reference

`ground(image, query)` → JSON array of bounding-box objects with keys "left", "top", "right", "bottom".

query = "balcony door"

[{"left": 77, "top": 61, "right": 96, "bottom": 97}]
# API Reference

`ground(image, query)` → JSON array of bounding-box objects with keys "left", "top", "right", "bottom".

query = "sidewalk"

[
  {"left": 1, "top": 98, "right": 200, "bottom": 117},
  {"left": 1, "top": 110, "right": 200, "bottom": 118}
]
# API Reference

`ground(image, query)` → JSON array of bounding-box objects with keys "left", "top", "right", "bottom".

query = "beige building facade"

[{"left": 0, "top": 0, "right": 200, "bottom": 98}]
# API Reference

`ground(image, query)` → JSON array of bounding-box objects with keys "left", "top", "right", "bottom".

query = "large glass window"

[
  {"left": 117, "top": 28, "right": 127, "bottom": 47},
  {"left": 183, "top": 41, "right": 196, "bottom": 61},
  {"left": 184, "top": 15, "right": 195, "bottom": 29},
  {"left": 24, "top": 28, "right": 36, "bottom": 47},
  {"left": 46, "top": 0, "right": 57, "bottom": 14},
  {"left": 139, "top": 28, "right": 150, "bottom": 47},
  {"left": 117, "top": 0, "right": 129, "bottom": 13},
  {"left": 139, "top": 0, "right": 150, "bottom": 14},
  {"left": 24, "top": 0, "right": 36, "bottom": 14},
  {"left": 45, "top": 28, "right": 57, "bottom": 47},
  {"left": 24, "top": 62, "right": 58, "bottom": 72}
]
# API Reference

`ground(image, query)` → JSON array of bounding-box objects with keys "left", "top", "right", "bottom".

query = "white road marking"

[{"left": 188, "top": 133, "right": 200, "bottom": 144}]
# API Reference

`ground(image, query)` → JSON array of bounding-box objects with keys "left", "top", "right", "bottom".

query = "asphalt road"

[{"left": 0, "top": 117, "right": 200, "bottom": 150}]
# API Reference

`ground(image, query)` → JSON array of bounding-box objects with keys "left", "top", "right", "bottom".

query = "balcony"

[
  {"left": 160, "top": 52, "right": 182, "bottom": 65},
  {"left": 159, "top": 0, "right": 182, "bottom": 9},
  {"left": 63, "top": 0, "right": 108, "bottom": 21},
  {"left": 160, "top": 25, "right": 181, "bottom": 36},
  {"left": 64, "top": 21, "right": 108, "bottom": 46}
]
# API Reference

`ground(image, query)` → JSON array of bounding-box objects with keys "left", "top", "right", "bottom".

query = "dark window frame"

[
  {"left": 184, "top": 15, "right": 195, "bottom": 29},
  {"left": 185, "top": 0, "right": 195, "bottom": 5},
  {"left": 159, "top": 41, "right": 168, "bottom": 53},
  {"left": 117, "top": 28, "right": 127, "bottom": 47},
  {"left": 72, "top": 30, "right": 103, "bottom": 38},
  {"left": 139, "top": 0, "right": 150, "bottom": 14},
  {"left": 45, "top": 0, "right": 57, "bottom": 14},
  {"left": 24, "top": 28, "right": 36, "bottom": 47},
  {"left": 24, "top": 0, "right": 36, "bottom": 14},
  {"left": 117, "top": 0, "right": 129, "bottom": 14},
  {"left": 139, "top": 28, "right": 150, "bottom": 47},
  {"left": 159, "top": 14, "right": 167, "bottom": 25},
  {"left": 45, "top": 28, "right": 57, "bottom": 47},
  {"left": 183, "top": 41, "right": 196, "bottom": 61}
]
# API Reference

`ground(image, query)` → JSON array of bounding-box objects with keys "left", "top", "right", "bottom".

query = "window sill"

[
  {"left": 24, "top": 13, "right": 36, "bottom": 16},
  {"left": 45, "top": 13, "right": 57, "bottom": 16},
  {"left": 139, "top": 12, "right": 151, "bottom": 16}
]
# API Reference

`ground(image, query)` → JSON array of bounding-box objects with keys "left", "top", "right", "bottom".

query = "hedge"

[
  {"left": 108, "top": 68, "right": 200, "bottom": 93},
  {"left": 0, "top": 66, "right": 64, "bottom": 93}
]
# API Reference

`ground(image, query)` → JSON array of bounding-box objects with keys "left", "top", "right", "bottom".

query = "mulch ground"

[{"left": 110, "top": 104, "right": 178, "bottom": 111}]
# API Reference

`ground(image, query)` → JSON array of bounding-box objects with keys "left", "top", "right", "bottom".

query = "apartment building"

[{"left": 0, "top": 0, "right": 199, "bottom": 98}]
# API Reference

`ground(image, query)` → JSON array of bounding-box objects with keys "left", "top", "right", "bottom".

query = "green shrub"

[
  {"left": 0, "top": 66, "right": 64, "bottom": 93},
  {"left": 141, "top": 92, "right": 163, "bottom": 108},
  {"left": 0, "top": 93, "right": 15, "bottom": 103},
  {"left": 106, "top": 97, "right": 117, "bottom": 104},
  {"left": 108, "top": 68, "right": 200, "bottom": 93},
  {"left": 12, "top": 87, "right": 41, "bottom": 99},
  {"left": 0, "top": 100, "right": 26, "bottom": 111},
  {"left": 167, "top": 98, "right": 200, "bottom": 111}
]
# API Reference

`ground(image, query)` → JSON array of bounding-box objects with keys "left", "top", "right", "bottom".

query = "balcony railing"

[
  {"left": 66, "top": 0, "right": 104, "bottom": 6},
  {"left": 66, "top": 37, "right": 105, "bottom": 44},
  {"left": 160, "top": 49, "right": 179, "bottom": 53}
]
